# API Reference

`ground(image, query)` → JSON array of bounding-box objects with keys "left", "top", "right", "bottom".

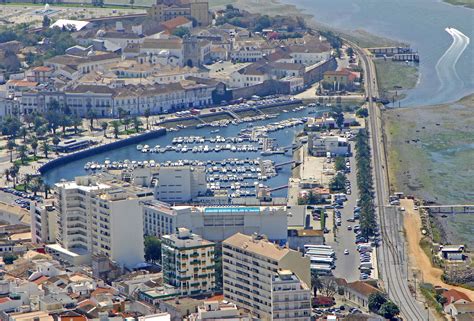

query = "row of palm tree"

[
  {"left": 4, "top": 165, "right": 51, "bottom": 197},
  {"left": 355, "top": 129, "right": 377, "bottom": 238}
]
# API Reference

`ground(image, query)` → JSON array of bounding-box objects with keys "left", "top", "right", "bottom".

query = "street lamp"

[{"left": 425, "top": 304, "right": 429, "bottom": 321}]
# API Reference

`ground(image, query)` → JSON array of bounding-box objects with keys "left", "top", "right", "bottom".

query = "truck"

[
  {"left": 359, "top": 262, "right": 373, "bottom": 269},
  {"left": 305, "top": 249, "right": 336, "bottom": 257}
]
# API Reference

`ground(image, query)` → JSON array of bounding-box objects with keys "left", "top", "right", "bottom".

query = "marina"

[{"left": 43, "top": 103, "right": 338, "bottom": 197}]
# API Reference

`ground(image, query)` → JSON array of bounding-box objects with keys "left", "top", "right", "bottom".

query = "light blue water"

[
  {"left": 281, "top": 0, "right": 474, "bottom": 106},
  {"left": 43, "top": 107, "right": 332, "bottom": 196}
]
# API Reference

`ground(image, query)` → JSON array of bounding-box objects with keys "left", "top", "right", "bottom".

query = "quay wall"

[{"left": 38, "top": 128, "right": 166, "bottom": 174}]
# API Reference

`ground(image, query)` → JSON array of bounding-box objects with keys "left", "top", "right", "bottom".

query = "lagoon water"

[{"left": 283, "top": 0, "right": 473, "bottom": 106}]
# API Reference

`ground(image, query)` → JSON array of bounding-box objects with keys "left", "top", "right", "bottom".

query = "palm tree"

[
  {"left": 6, "top": 139, "right": 16, "bottom": 162},
  {"left": 40, "top": 141, "right": 50, "bottom": 158},
  {"left": 117, "top": 107, "right": 125, "bottom": 122},
  {"left": 144, "top": 108, "right": 151, "bottom": 130},
  {"left": 30, "top": 177, "right": 43, "bottom": 196},
  {"left": 17, "top": 145, "right": 28, "bottom": 165},
  {"left": 133, "top": 117, "right": 141, "bottom": 133},
  {"left": 111, "top": 121, "right": 120, "bottom": 139},
  {"left": 9, "top": 165, "right": 19, "bottom": 188},
  {"left": 52, "top": 136, "right": 60, "bottom": 153},
  {"left": 42, "top": 182, "right": 51, "bottom": 199},
  {"left": 123, "top": 117, "right": 130, "bottom": 131},
  {"left": 101, "top": 122, "right": 108, "bottom": 137},
  {"left": 23, "top": 174, "right": 32, "bottom": 192},
  {"left": 19, "top": 127, "right": 28, "bottom": 143},
  {"left": 311, "top": 269, "right": 322, "bottom": 297},
  {"left": 72, "top": 115, "right": 82, "bottom": 135},
  {"left": 87, "top": 109, "right": 96, "bottom": 131},
  {"left": 31, "top": 138, "right": 38, "bottom": 158}
]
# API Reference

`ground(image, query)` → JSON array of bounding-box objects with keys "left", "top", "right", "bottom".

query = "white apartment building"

[
  {"left": 222, "top": 233, "right": 311, "bottom": 321},
  {"left": 271, "top": 270, "right": 312, "bottom": 321},
  {"left": 308, "top": 133, "right": 350, "bottom": 157},
  {"left": 161, "top": 228, "right": 215, "bottom": 296},
  {"left": 30, "top": 203, "right": 57, "bottom": 244},
  {"left": 142, "top": 201, "right": 288, "bottom": 242},
  {"left": 54, "top": 176, "right": 152, "bottom": 268},
  {"left": 188, "top": 300, "right": 250, "bottom": 321},
  {"left": 154, "top": 165, "right": 207, "bottom": 203}
]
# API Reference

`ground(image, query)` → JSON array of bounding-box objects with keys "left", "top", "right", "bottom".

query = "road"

[
  {"left": 325, "top": 143, "right": 361, "bottom": 282},
  {"left": 353, "top": 43, "right": 429, "bottom": 320}
]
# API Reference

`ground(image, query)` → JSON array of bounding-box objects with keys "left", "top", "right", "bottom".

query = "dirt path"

[{"left": 402, "top": 199, "right": 474, "bottom": 300}]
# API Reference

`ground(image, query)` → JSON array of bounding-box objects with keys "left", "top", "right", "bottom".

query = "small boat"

[
  {"left": 211, "top": 129, "right": 220, "bottom": 134},
  {"left": 136, "top": 144, "right": 143, "bottom": 150}
]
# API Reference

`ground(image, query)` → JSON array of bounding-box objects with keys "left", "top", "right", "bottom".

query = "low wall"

[{"left": 38, "top": 128, "right": 166, "bottom": 174}]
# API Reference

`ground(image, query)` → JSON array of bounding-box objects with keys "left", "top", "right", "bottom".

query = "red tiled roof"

[
  {"left": 443, "top": 289, "right": 472, "bottom": 305},
  {"left": 346, "top": 281, "right": 381, "bottom": 297},
  {"left": 33, "top": 66, "right": 53, "bottom": 72},
  {"left": 33, "top": 275, "right": 50, "bottom": 285},
  {"left": 0, "top": 297, "right": 12, "bottom": 304},
  {"left": 161, "top": 16, "right": 191, "bottom": 30}
]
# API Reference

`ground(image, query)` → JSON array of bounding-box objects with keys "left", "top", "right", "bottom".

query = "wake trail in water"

[{"left": 435, "top": 27, "right": 470, "bottom": 94}]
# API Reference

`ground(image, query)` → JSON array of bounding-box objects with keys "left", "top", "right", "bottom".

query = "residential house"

[{"left": 344, "top": 281, "right": 382, "bottom": 311}]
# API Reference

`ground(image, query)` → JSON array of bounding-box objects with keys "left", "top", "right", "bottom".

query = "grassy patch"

[
  {"left": 374, "top": 59, "right": 418, "bottom": 102},
  {"left": 443, "top": 0, "right": 474, "bottom": 8},
  {"left": 13, "top": 156, "right": 43, "bottom": 166},
  {"left": 420, "top": 284, "right": 444, "bottom": 314},
  {"left": 14, "top": 184, "right": 27, "bottom": 192},
  {"left": 419, "top": 238, "right": 434, "bottom": 262}
]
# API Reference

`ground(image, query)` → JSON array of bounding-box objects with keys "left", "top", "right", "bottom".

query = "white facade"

[
  {"left": 271, "top": 270, "right": 312, "bottom": 321},
  {"left": 188, "top": 300, "right": 250, "bottom": 321},
  {"left": 161, "top": 228, "right": 215, "bottom": 296},
  {"left": 154, "top": 165, "right": 207, "bottom": 203},
  {"left": 54, "top": 176, "right": 149, "bottom": 268},
  {"left": 30, "top": 203, "right": 57, "bottom": 244},
  {"left": 222, "top": 233, "right": 311, "bottom": 321},
  {"left": 142, "top": 202, "right": 288, "bottom": 242},
  {"left": 308, "top": 133, "right": 350, "bottom": 157}
]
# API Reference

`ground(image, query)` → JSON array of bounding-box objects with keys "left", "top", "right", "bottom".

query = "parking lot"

[
  {"left": 324, "top": 142, "right": 378, "bottom": 282},
  {"left": 0, "top": 188, "right": 42, "bottom": 211}
]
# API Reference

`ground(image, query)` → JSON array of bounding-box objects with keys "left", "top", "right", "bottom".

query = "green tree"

[
  {"left": 345, "top": 47, "right": 354, "bottom": 58},
  {"left": 3, "top": 254, "right": 18, "bottom": 265},
  {"left": 144, "top": 108, "right": 151, "bottom": 130},
  {"left": 40, "top": 141, "right": 50, "bottom": 158},
  {"left": 334, "top": 156, "right": 346, "bottom": 171},
  {"left": 368, "top": 292, "right": 387, "bottom": 313},
  {"left": 31, "top": 138, "right": 38, "bottom": 158},
  {"left": 52, "top": 135, "right": 61, "bottom": 152},
  {"left": 356, "top": 107, "right": 369, "bottom": 118},
  {"left": 101, "top": 122, "right": 108, "bottom": 137},
  {"left": 129, "top": 0, "right": 134, "bottom": 8},
  {"left": 172, "top": 27, "right": 190, "bottom": 38},
  {"left": 335, "top": 111, "right": 344, "bottom": 129},
  {"left": 144, "top": 236, "right": 161, "bottom": 263},
  {"left": 123, "top": 117, "right": 130, "bottom": 131},
  {"left": 329, "top": 172, "right": 346, "bottom": 192},
  {"left": 30, "top": 177, "right": 43, "bottom": 196},
  {"left": 9, "top": 165, "right": 19, "bottom": 188},
  {"left": 6, "top": 139, "right": 16, "bottom": 162},
  {"left": 42, "top": 15, "right": 51, "bottom": 28},
  {"left": 87, "top": 109, "right": 96, "bottom": 131},
  {"left": 19, "top": 127, "right": 28, "bottom": 143},
  {"left": 132, "top": 117, "right": 141, "bottom": 133},
  {"left": 17, "top": 145, "right": 28, "bottom": 164},
  {"left": 2, "top": 115, "right": 21, "bottom": 137},
  {"left": 42, "top": 182, "right": 51, "bottom": 199},
  {"left": 117, "top": 107, "right": 126, "bottom": 122},
  {"left": 111, "top": 121, "right": 120, "bottom": 138},
  {"left": 311, "top": 269, "right": 322, "bottom": 297},
  {"left": 378, "top": 301, "right": 400, "bottom": 319},
  {"left": 72, "top": 115, "right": 82, "bottom": 134}
]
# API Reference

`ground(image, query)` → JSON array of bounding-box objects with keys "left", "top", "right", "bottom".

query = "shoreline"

[{"left": 232, "top": 0, "right": 406, "bottom": 48}]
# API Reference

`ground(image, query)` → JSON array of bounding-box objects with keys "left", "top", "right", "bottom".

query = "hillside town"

[{"left": 0, "top": 0, "right": 472, "bottom": 321}]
